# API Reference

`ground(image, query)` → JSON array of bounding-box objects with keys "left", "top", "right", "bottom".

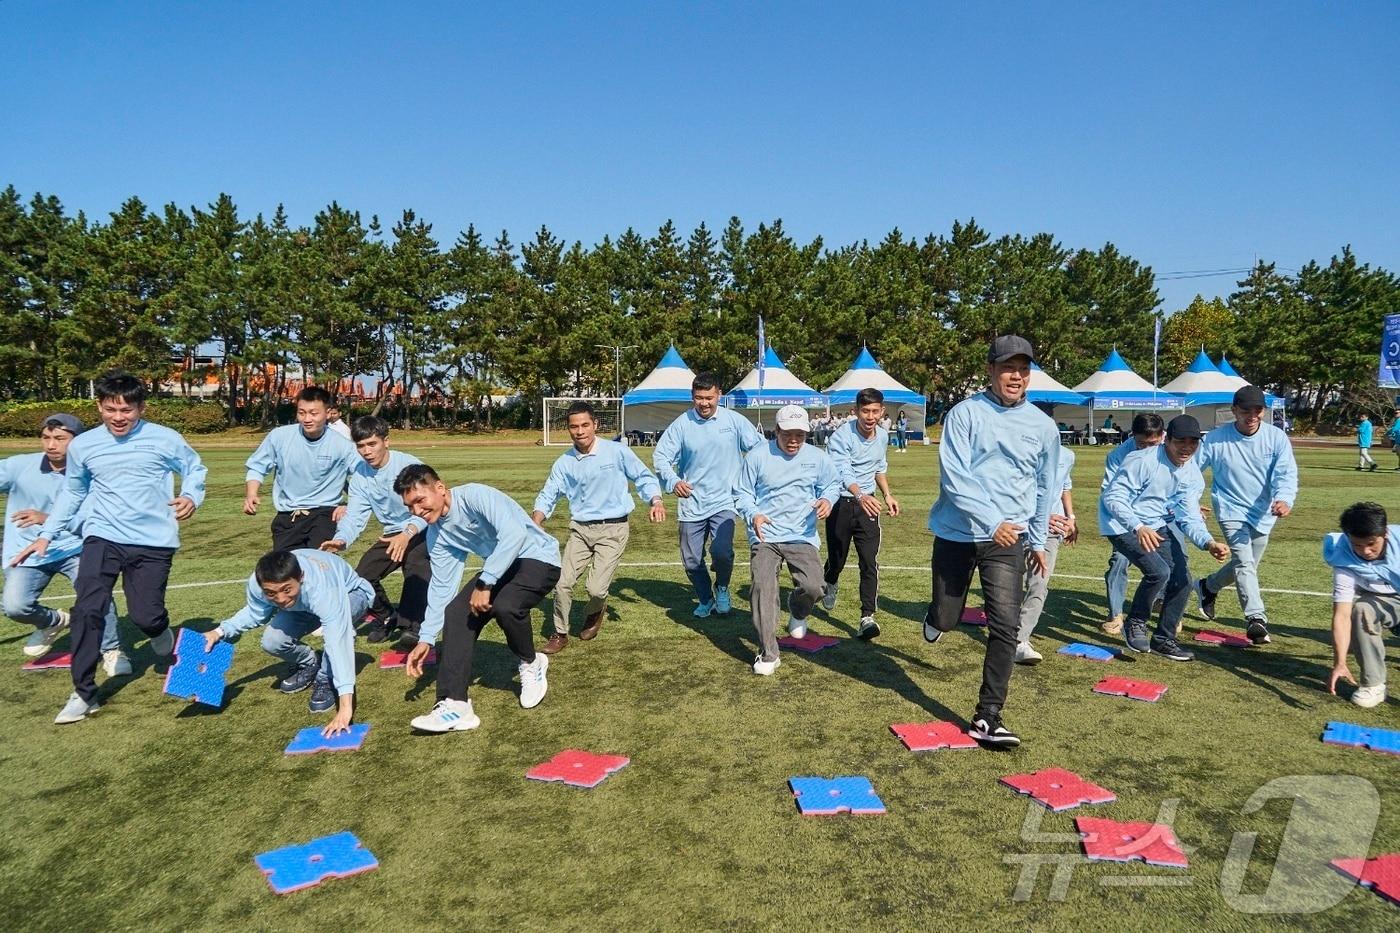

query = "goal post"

[{"left": 542, "top": 397, "right": 624, "bottom": 446}]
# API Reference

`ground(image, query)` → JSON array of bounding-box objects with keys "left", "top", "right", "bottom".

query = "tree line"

[{"left": 2, "top": 184, "right": 1395, "bottom": 428}]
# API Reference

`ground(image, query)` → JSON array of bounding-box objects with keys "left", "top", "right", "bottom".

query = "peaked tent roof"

[
  {"left": 1161, "top": 350, "right": 1241, "bottom": 405},
  {"left": 724, "top": 346, "right": 827, "bottom": 408},
  {"left": 1208, "top": 355, "right": 1284, "bottom": 408},
  {"left": 824, "top": 348, "right": 925, "bottom": 405},
  {"left": 1027, "top": 362, "right": 1087, "bottom": 405},
  {"left": 1071, "top": 349, "right": 1185, "bottom": 410},
  {"left": 622, "top": 345, "right": 697, "bottom": 404},
  {"left": 1217, "top": 356, "right": 1243, "bottom": 379}
]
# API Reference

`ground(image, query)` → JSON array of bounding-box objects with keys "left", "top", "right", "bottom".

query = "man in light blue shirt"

[
  {"left": 922, "top": 336, "right": 1061, "bottom": 748},
  {"left": 533, "top": 401, "right": 664, "bottom": 654},
  {"left": 1015, "top": 446, "right": 1077, "bottom": 664},
  {"left": 1, "top": 414, "right": 126, "bottom": 673},
  {"left": 203, "top": 549, "right": 373, "bottom": 734},
  {"left": 821, "top": 387, "right": 901, "bottom": 640},
  {"left": 734, "top": 405, "right": 842, "bottom": 676},
  {"left": 1193, "top": 385, "right": 1299, "bottom": 645},
  {"left": 1099, "top": 413, "right": 1165, "bottom": 636},
  {"left": 394, "top": 465, "right": 562, "bottom": 734},
  {"left": 1323, "top": 501, "right": 1400, "bottom": 708},
  {"left": 12, "top": 372, "right": 207, "bottom": 724},
  {"left": 320, "top": 416, "right": 430, "bottom": 648},
  {"left": 653, "top": 373, "right": 765, "bottom": 618},
  {"left": 1102, "top": 415, "right": 1229, "bottom": 659},
  {"left": 244, "top": 385, "right": 358, "bottom": 550}
]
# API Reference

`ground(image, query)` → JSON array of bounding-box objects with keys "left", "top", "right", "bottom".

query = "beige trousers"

[{"left": 552, "top": 520, "right": 630, "bottom": 635}]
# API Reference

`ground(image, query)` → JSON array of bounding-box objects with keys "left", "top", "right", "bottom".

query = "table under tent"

[
  {"left": 1026, "top": 363, "right": 1089, "bottom": 444},
  {"left": 823, "top": 347, "right": 927, "bottom": 440},
  {"left": 1054, "top": 349, "right": 1185, "bottom": 445}
]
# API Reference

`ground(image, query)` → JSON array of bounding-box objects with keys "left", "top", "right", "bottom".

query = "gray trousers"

[
  {"left": 749, "top": 541, "right": 825, "bottom": 663},
  {"left": 1017, "top": 535, "right": 1063, "bottom": 643},
  {"left": 552, "top": 520, "right": 630, "bottom": 635},
  {"left": 1206, "top": 520, "right": 1271, "bottom": 619},
  {"left": 1353, "top": 592, "right": 1398, "bottom": 687}
]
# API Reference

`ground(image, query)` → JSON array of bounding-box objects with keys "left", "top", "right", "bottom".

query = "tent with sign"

[
  {"left": 1054, "top": 349, "right": 1184, "bottom": 441},
  {"left": 823, "top": 347, "right": 927, "bottom": 439},
  {"left": 1162, "top": 350, "right": 1274, "bottom": 427},
  {"left": 723, "top": 346, "right": 827, "bottom": 429},
  {"left": 1027, "top": 362, "right": 1088, "bottom": 406},
  {"left": 621, "top": 345, "right": 697, "bottom": 436}
]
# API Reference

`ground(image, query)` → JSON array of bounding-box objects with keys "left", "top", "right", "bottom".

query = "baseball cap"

[
  {"left": 775, "top": 405, "right": 811, "bottom": 432},
  {"left": 988, "top": 335, "right": 1036, "bottom": 364},
  {"left": 1232, "top": 385, "right": 1266, "bottom": 409},
  {"left": 1166, "top": 414, "right": 1203, "bottom": 440},
  {"left": 40, "top": 412, "right": 84, "bottom": 436}
]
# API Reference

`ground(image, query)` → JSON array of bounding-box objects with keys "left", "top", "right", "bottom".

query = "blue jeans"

[
  {"left": 679, "top": 511, "right": 736, "bottom": 603},
  {"left": 1104, "top": 551, "right": 1130, "bottom": 619},
  {"left": 1108, "top": 528, "right": 1191, "bottom": 643},
  {"left": 1205, "top": 520, "right": 1270, "bottom": 620},
  {"left": 4, "top": 557, "right": 120, "bottom": 651},
  {"left": 259, "top": 587, "right": 371, "bottom": 684}
]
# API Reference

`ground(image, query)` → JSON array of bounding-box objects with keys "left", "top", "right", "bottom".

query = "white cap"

[{"left": 775, "top": 404, "right": 810, "bottom": 431}]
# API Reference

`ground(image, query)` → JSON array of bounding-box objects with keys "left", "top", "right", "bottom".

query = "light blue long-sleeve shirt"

[
  {"left": 1358, "top": 419, "right": 1374, "bottom": 449},
  {"left": 245, "top": 424, "right": 358, "bottom": 512},
  {"left": 1197, "top": 422, "right": 1298, "bottom": 533},
  {"left": 1323, "top": 526, "right": 1400, "bottom": 592},
  {"left": 420, "top": 484, "right": 562, "bottom": 645},
  {"left": 1051, "top": 447, "right": 1075, "bottom": 519},
  {"left": 218, "top": 550, "right": 373, "bottom": 696},
  {"left": 533, "top": 438, "right": 662, "bottom": 522},
  {"left": 926, "top": 392, "right": 1061, "bottom": 550},
  {"left": 39, "top": 420, "right": 207, "bottom": 551},
  {"left": 734, "top": 440, "right": 843, "bottom": 548},
  {"left": 1101, "top": 446, "right": 1212, "bottom": 548},
  {"left": 332, "top": 449, "right": 428, "bottom": 545},
  {"left": 653, "top": 408, "right": 766, "bottom": 522},
  {"left": 0, "top": 453, "right": 87, "bottom": 567},
  {"left": 826, "top": 421, "right": 889, "bottom": 496}
]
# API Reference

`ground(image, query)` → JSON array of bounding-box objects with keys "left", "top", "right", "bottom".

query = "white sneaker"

[
  {"left": 149, "top": 627, "right": 175, "bottom": 657},
  {"left": 518, "top": 653, "right": 549, "bottom": 709},
  {"left": 24, "top": 609, "right": 70, "bottom": 657},
  {"left": 787, "top": 616, "right": 808, "bottom": 639},
  {"left": 308, "top": 626, "right": 324, "bottom": 638},
  {"left": 1014, "top": 642, "right": 1043, "bottom": 665},
  {"left": 821, "top": 583, "right": 838, "bottom": 611},
  {"left": 102, "top": 649, "right": 133, "bottom": 677},
  {"left": 857, "top": 615, "right": 880, "bottom": 640},
  {"left": 752, "top": 655, "right": 781, "bottom": 676},
  {"left": 410, "top": 698, "right": 480, "bottom": 732},
  {"left": 54, "top": 691, "right": 100, "bottom": 725},
  {"left": 1351, "top": 684, "right": 1387, "bottom": 708}
]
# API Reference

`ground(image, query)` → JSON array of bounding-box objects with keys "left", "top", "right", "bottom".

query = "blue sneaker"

[
  {"left": 715, "top": 586, "right": 732, "bottom": 615},
  {"left": 308, "top": 677, "right": 336, "bottom": 712},
  {"left": 693, "top": 600, "right": 715, "bottom": 619},
  {"left": 277, "top": 653, "right": 321, "bottom": 694},
  {"left": 1123, "top": 619, "right": 1151, "bottom": 654}
]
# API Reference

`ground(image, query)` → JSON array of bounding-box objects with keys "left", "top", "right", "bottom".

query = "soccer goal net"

[{"left": 542, "top": 397, "right": 624, "bottom": 446}]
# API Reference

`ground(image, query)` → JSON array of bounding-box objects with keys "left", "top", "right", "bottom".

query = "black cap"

[
  {"left": 1232, "top": 385, "right": 1266, "bottom": 409},
  {"left": 988, "top": 335, "right": 1036, "bottom": 364},
  {"left": 1166, "top": 414, "right": 1203, "bottom": 439}
]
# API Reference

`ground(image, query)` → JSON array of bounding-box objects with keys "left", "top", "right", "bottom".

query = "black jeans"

[
  {"left": 436, "top": 558, "right": 560, "bottom": 703},
  {"left": 928, "top": 536, "right": 1024, "bottom": 717},
  {"left": 1108, "top": 528, "right": 1190, "bottom": 642},
  {"left": 271, "top": 507, "right": 337, "bottom": 551},
  {"left": 823, "top": 496, "right": 881, "bottom": 615},
  {"left": 71, "top": 537, "right": 176, "bottom": 702},
  {"left": 354, "top": 532, "right": 430, "bottom": 629}
]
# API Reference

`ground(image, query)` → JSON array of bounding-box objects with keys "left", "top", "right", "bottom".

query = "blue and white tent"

[
  {"left": 1069, "top": 348, "right": 1185, "bottom": 412},
  {"left": 723, "top": 346, "right": 827, "bottom": 412},
  {"left": 824, "top": 347, "right": 927, "bottom": 437},
  {"left": 1216, "top": 356, "right": 1285, "bottom": 411},
  {"left": 1162, "top": 350, "right": 1239, "bottom": 406},
  {"left": 1027, "top": 362, "right": 1087, "bottom": 406},
  {"left": 621, "top": 345, "right": 697, "bottom": 433}
]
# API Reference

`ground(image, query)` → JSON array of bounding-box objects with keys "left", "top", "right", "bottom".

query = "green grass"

[{"left": 0, "top": 436, "right": 1395, "bottom": 930}]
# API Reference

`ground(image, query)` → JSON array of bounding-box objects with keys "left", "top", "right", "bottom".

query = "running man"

[
  {"left": 533, "top": 401, "right": 665, "bottom": 654},
  {"left": 395, "top": 466, "right": 561, "bottom": 733},
  {"left": 735, "top": 405, "right": 842, "bottom": 675},
  {"left": 1357, "top": 415, "right": 1377, "bottom": 472},
  {"left": 821, "top": 387, "right": 900, "bottom": 639},
  {"left": 11, "top": 373, "right": 207, "bottom": 724},
  {"left": 652, "top": 373, "right": 765, "bottom": 617},
  {"left": 244, "top": 385, "right": 358, "bottom": 550},
  {"left": 1193, "top": 385, "right": 1298, "bottom": 645},
  {"left": 1098, "top": 413, "right": 1165, "bottom": 635},
  {"left": 1014, "top": 446, "right": 1076, "bottom": 664},
  {"left": 922, "top": 335, "right": 1060, "bottom": 748}
]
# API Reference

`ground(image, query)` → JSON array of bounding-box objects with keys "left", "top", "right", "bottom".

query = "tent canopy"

[
  {"left": 1214, "top": 356, "right": 1285, "bottom": 410},
  {"left": 1070, "top": 348, "right": 1184, "bottom": 410},
  {"left": 824, "top": 347, "right": 925, "bottom": 406},
  {"left": 622, "top": 345, "right": 695, "bottom": 404},
  {"left": 1161, "top": 350, "right": 1240, "bottom": 406},
  {"left": 723, "top": 346, "right": 827, "bottom": 408},
  {"left": 1027, "top": 362, "right": 1087, "bottom": 405}
]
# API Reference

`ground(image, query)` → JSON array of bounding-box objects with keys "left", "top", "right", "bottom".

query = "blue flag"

[
  {"left": 1380, "top": 313, "right": 1400, "bottom": 388},
  {"left": 757, "top": 316, "right": 766, "bottom": 391}
]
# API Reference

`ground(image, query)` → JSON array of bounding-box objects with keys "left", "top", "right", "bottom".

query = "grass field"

[{"left": 0, "top": 431, "right": 1395, "bottom": 930}]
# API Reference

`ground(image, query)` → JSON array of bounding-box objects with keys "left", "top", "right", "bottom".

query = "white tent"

[
  {"left": 723, "top": 346, "right": 827, "bottom": 429},
  {"left": 1165, "top": 350, "right": 1247, "bottom": 427},
  {"left": 621, "top": 345, "right": 696, "bottom": 435},
  {"left": 1027, "top": 362, "right": 1088, "bottom": 406},
  {"left": 824, "top": 347, "right": 927, "bottom": 438},
  {"left": 1056, "top": 349, "right": 1184, "bottom": 437}
]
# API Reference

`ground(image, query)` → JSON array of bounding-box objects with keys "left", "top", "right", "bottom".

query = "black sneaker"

[
  {"left": 308, "top": 677, "right": 336, "bottom": 712},
  {"left": 1123, "top": 618, "right": 1151, "bottom": 653},
  {"left": 366, "top": 616, "right": 399, "bottom": 644},
  {"left": 922, "top": 609, "right": 943, "bottom": 645},
  {"left": 1150, "top": 637, "right": 1194, "bottom": 662},
  {"left": 1245, "top": 617, "right": 1271, "bottom": 645},
  {"left": 1195, "top": 579, "right": 1217, "bottom": 620},
  {"left": 857, "top": 616, "right": 880, "bottom": 640},
  {"left": 395, "top": 629, "right": 420, "bottom": 651},
  {"left": 277, "top": 654, "right": 321, "bottom": 694},
  {"left": 969, "top": 711, "right": 1021, "bottom": 748}
]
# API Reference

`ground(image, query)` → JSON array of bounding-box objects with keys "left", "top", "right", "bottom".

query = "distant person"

[
  {"left": 1102, "top": 414, "right": 1114, "bottom": 430},
  {"left": 244, "top": 386, "right": 359, "bottom": 549},
  {"left": 895, "top": 411, "right": 909, "bottom": 452},
  {"left": 1098, "top": 413, "right": 1165, "bottom": 635},
  {"left": 1387, "top": 410, "right": 1400, "bottom": 469},
  {"left": 1357, "top": 415, "right": 1377, "bottom": 472},
  {"left": 326, "top": 403, "right": 353, "bottom": 440},
  {"left": 1324, "top": 501, "right": 1398, "bottom": 708}
]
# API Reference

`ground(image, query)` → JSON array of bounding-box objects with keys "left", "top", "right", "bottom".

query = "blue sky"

[{"left": 3, "top": 1, "right": 1396, "bottom": 311}]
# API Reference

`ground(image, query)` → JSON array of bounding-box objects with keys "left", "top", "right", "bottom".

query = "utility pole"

[{"left": 595, "top": 344, "right": 638, "bottom": 398}]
